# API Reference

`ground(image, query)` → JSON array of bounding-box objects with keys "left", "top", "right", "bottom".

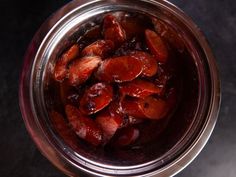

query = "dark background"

[{"left": 0, "top": 0, "right": 235, "bottom": 176}]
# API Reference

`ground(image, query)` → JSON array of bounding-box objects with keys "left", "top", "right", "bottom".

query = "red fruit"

[
  {"left": 103, "top": 14, "right": 126, "bottom": 46},
  {"left": 120, "top": 97, "right": 146, "bottom": 118},
  {"left": 96, "top": 110, "right": 123, "bottom": 142},
  {"left": 68, "top": 56, "right": 101, "bottom": 86},
  {"left": 54, "top": 44, "right": 80, "bottom": 81},
  {"left": 119, "top": 79, "right": 162, "bottom": 99},
  {"left": 121, "top": 96, "right": 169, "bottom": 120},
  {"left": 113, "top": 127, "right": 139, "bottom": 147},
  {"left": 80, "top": 83, "right": 113, "bottom": 115},
  {"left": 65, "top": 105, "right": 102, "bottom": 146},
  {"left": 130, "top": 51, "right": 158, "bottom": 77},
  {"left": 120, "top": 17, "right": 146, "bottom": 40},
  {"left": 81, "top": 40, "right": 115, "bottom": 58},
  {"left": 152, "top": 18, "right": 185, "bottom": 52},
  {"left": 96, "top": 56, "right": 143, "bottom": 83},
  {"left": 145, "top": 29, "right": 168, "bottom": 63},
  {"left": 140, "top": 96, "right": 169, "bottom": 120},
  {"left": 50, "top": 111, "right": 78, "bottom": 148}
]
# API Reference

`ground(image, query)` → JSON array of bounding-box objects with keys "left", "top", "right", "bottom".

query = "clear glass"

[{"left": 19, "top": 0, "right": 221, "bottom": 176}]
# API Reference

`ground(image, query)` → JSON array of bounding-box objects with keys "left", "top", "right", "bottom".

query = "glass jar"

[{"left": 19, "top": 0, "right": 221, "bottom": 176}]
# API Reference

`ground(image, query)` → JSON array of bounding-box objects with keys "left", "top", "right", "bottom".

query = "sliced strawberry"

[
  {"left": 96, "top": 56, "right": 143, "bottom": 83},
  {"left": 152, "top": 18, "right": 185, "bottom": 52},
  {"left": 119, "top": 79, "right": 162, "bottom": 99},
  {"left": 120, "top": 97, "right": 146, "bottom": 118},
  {"left": 103, "top": 14, "right": 126, "bottom": 46},
  {"left": 140, "top": 96, "right": 169, "bottom": 120},
  {"left": 80, "top": 83, "right": 113, "bottom": 115},
  {"left": 96, "top": 110, "right": 123, "bottom": 143},
  {"left": 65, "top": 105, "right": 102, "bottom": 146},
  {"left": 120, "top": 17, "right": 146, "bottom": 40},
  {"left": 113, "top": 127, "right": 139, "bottom": 147},
  {"left": 130, "top": 51, "right": 158, "bottom": 77},
  {"left": 68, "top": 56, "right": 101, "bottom": 86},
  {"left": 81, "top": 40, "right": 115, "bottom": 58},
  {"left": 50, "top": 111, "right": 78, "bottom": 148},
  {"left": 54, "top": 44, "right": 80, "bottom": 81},
  {"left": 121, "top": 96, "right": 169, "bottom": 120},
  {"left": 145, "top": 29, "right": 168, "bottom": 63}
]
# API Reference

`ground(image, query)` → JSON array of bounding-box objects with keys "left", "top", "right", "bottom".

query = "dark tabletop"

[{"left": 0, "top": 0, "right": 235, "bottom": 177}]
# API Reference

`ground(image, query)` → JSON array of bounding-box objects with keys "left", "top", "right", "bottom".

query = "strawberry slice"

[
  {"left": 96, "top": 110, "right": 123, "bottom": 143},
  {"left": 50, "top": 111, "right": 78, "bottom": 148},
  {"left": 68, "top": 56, "right": 101, "bottom": 86},
  {"left": 140, "top": 96, "right": 169, "bottom": 120},
  {"left": 130, "top": 51, "right": 158, "bottom": 77},
  {"left": 120, "top": 16, "right": 146, "bottom": 40},
  {"left": 145, "top": 29, "right": 168, "bottom": 63},
  {"left": 81, "top": 40, "right": 115, "bottom": 58},
  {"left": 54, "top": 44, "right": 80, "bottom": 81},
  {"left": 120, "top": 97, "right": 146, "bottom": 118},
  {"left": 113, "top": 127, "right": 139, "bottom": 147},
  {"left": 96, "top": 56, "right": 143, "bottom": 83},
  {"left": 80, "top": 83, "right": 113, "bottom": 115},
  {"left": 65, "top": 105, "right": 102, "bottom": 146},
  {"left": 121, "top": 96, "right": 170, "bottom": 120},
  {"left": 119, "top": 79, "right": 162, "bottom": 99},
  {"left": 103, "top": 14, "right": 126, "bottom": 46},
  {"left": 152, "top": 18, "right": 185, "bottom": 52}
]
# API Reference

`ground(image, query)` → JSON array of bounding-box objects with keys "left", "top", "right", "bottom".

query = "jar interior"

[{"left": 38, "top": 3, "right": 209, "bottom": 172}]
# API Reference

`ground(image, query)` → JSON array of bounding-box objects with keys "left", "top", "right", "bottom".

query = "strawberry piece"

[
  {"left": 65, "top": 105, "right": 102, "bottom": 146},
  {"left": 96, "top": 56, "right": 143, "bottom": 83},
  {"left": 121, "top": 96, "right": 170, "bottom": 120},
  {"left": 103, "top": 14, "right": 126, "bottom": 46},
  {"left": 80, "top": 83, "right": 113, "bottom": 115},
  {"left": 145, "top": 29, "right": 168, "bottom": 63},
  {"left": 130, "top": 51, "right": 158, "bottom": 77},
  {"left": 68, "top": 56, "right": 101, "bottom": 86},
  {"left": 81, "top": 40, "right": 115, "bottom": 58},
  {"left": 140, "top": 96, "right": 169, "bottom": 120},
  {"left": 120, "top": 97, "right": 146, "bottom": 118},
  {"left": 113, "top": 127, "right": 139, "bottom": 147},
  {"left": 152, "top": 18, "right": 185, "bottom": 52},
  {"left": 54, "top": 44, "right": 80, "bottom": 81},
  {"left": 119, "top": 79, "right": 162, "bottom": 99},
  {"left": 120, "top": 17, "right": 146, "bottom": 40},
  {"left": 50, "top": 111, "right": 78, "bottom": 148},
  {"left": 96, "top": 110, "right": 123, "bottom": 142}
]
